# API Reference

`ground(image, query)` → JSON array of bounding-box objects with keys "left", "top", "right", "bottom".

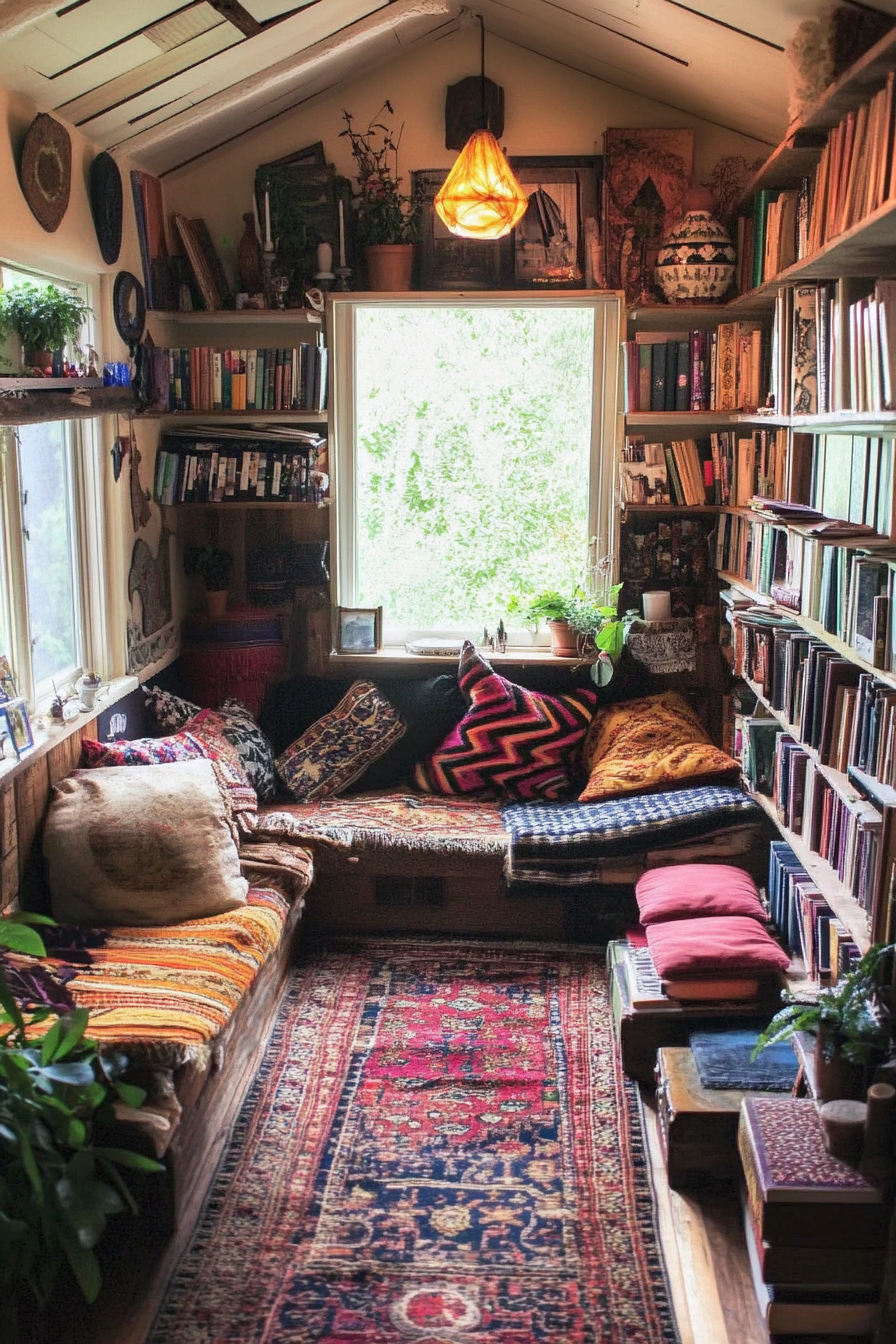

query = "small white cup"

[{"left": 642, "top": 591, "right": 672, "bottom": 621}]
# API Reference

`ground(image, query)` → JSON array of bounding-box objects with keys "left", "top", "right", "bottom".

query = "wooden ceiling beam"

[
  {"left": 206, "top": 0, "right": 262, "bottom": 37},
  {"left": 112, "top": 0, "right": 457, "bottom": 167}
]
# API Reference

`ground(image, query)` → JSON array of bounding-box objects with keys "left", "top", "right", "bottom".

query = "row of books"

[
  {"left": 736, "top": 181, "right": 810, "bottom": 293},
  {"left": 621, "top": 322, "right": 769, "bottom": 414},
  {"left": 766, "top": 841, "right": 861, "bottom": 983},
  {"left": 730, "top": 608, "right": 896, "bottom": 783},
  {"left": 622, "top": 430, "right": 783, "bottom": 508},
  {"left": 769, "top": 279, "right": 896, "bottom": 415},
  {"left": 153, "top": 436, "right": 328, "bottom": 505},
  {"left": 144, "top": 342, "right": 328, "bottom": 414},
  {"left": 810, "top": 433, "right": 895, "bottom": 534},
  {"left": 807, "top": 71, "right": 896, "bottom": 254}
]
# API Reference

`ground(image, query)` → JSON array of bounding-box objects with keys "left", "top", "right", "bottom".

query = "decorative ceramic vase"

[
  {"left": 364, "top": 244, "right": 414, "bottom": 292},
  {"left": 654, "top": 185, "right": 735, "bottom": 304},
  {"left": 814, "top": 1027, "right": 864, "bottom": 1103}
]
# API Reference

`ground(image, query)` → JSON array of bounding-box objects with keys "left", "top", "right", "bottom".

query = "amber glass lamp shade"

[{"left": 434, "top": 129, "right": 528, "bottom": 240}]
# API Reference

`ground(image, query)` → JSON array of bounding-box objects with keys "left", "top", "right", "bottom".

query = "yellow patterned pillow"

[{"left": 578, "top": 690, "right": 739, "bottom": 802}]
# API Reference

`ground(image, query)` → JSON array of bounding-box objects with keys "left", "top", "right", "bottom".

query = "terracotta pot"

[
  {"left": 24, "top": 347, "right": 53, "bottom": 375},
  {"left": 814, "top": 1028, "right": 865, "bottom": 1103},
  {"left": 548, "top": 619, "right": 580, "bottom": 657},
  {"left": 205, "top": 589, "right": 228, "bottom": 617},
  {"left": 364, "top": 244, "right": 414, "bottom": 292}
]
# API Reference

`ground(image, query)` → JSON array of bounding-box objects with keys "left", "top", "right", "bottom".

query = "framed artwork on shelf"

[
  {"left": 335, "top": 607, "right": 382, "bottom": 654},
  {"left": 413, "top": 169, "right": 513, "bottom": 291},
  {"left": 509, "top": 156, "right": 603, "bottom": 288},
  {"left": 1, "top": 697, "right": 33, "bottom": 758},
  {"left": 602, "top": 128, "right": 694, "bottom": 305}
]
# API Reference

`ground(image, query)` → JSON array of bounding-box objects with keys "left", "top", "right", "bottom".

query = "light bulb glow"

[{"left": 434, "top": 129, "right": 528, "bottom": 240}]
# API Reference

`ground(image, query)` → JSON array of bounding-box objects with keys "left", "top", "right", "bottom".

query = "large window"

[
  {"left": 330, "top": 294, "right": 621, "bottom": 646},
  {"left": 0, "top": 265, "right": 107, "bottom": 709}
]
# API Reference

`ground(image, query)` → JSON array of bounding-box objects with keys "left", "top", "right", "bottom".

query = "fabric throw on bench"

[
  {"left": 501, "top": 784, "right": 764, "bottom": 889},
  {"left": 689, "top": 1029, "right": 800, "bottom": 1092},
  {"left": 261, "top": 792, "right": 508, "bottom": 858}
]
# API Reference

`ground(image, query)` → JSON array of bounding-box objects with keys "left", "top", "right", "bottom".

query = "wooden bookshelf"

[
  {"left": 624, "top": 411, "right": 782, "bottom": 431},
  {"left": 154, "top": 309, "right": 322, "bottom": 327},
  {"left": 0, "top": 384, "right": 135, "bottom": 424},
  {"left": 157, "top": 410, "right": 326, "bottom": 423},
  {"left": 164, "top": 501, "right": 323, "bottom": 512}
]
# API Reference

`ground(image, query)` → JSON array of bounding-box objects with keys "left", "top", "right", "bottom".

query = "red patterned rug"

[{"left": 148, "top": 939, "right": 679, "bottom": 1343}]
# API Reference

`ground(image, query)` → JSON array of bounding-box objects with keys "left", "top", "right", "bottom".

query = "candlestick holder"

[
  {"left": 334, "top": 266, "right": 352, "bottom": 292},
  {"left": 261, "top": 244, "right": 277, "bottom": 308}
]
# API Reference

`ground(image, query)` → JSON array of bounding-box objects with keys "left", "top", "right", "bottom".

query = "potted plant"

[
  {"left": 508, "top": 582, "right": 634, "bottom": 683},
  {"left": 753, "top": 943, "right": 893, "bottom": 1102},
  {"left": 183, "top": 544, "right": 233, "bottom": 617},
  {"left": 0, "top": 913, "right": 162, "bottom": 1343},
  {"left": 340, "top": 103, "right": 421, "bottom": 291},
  {"left": 0, "top": 282, "right": 91, "bottom": 375}
]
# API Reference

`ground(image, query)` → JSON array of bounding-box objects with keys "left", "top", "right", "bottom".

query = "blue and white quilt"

[{"left": 501, "top": 784, "right": 763, "bottom": 888}]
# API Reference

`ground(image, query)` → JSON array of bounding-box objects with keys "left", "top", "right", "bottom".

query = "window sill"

[
  {"left": 328, "top": 647, "right": 595, "bottom": 674},
  {"left": 0, "top": 676, "right": 138, "bottom": 789}
]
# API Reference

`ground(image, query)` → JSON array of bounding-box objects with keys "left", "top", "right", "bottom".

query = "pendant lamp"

[{"left": 434, "top": 15, "right": 527, "bottom": 240}]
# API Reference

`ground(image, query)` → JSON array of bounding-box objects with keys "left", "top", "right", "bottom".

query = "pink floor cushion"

[
  {"left": 635, "top": 863, "right": 765, "bottom": 924},
  {"left": 646, "top": 915, "right": 790, "bottom": 979}
]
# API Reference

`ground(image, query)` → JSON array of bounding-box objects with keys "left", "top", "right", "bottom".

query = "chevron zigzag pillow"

[{"left": 414, "top": 642, "right": 596, "bottom": 801}]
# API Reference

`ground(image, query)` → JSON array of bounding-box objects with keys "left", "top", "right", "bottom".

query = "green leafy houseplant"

[
  {"left": 0, "top": 913, "right": 162, "bottom": 1333},
  {"left": 0, "top": 283, "right": 91, "bottom": 364},
  {"left": 509, "top": 583, "right": 636, "bottom": 682},
  {"left": 753, "top": 942, "right": 893, "bottom": 1067},
  {"left": 340, "top": 103, "right": 421, "bottom": 245}
]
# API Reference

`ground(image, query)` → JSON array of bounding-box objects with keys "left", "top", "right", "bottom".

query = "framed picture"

[
  {"left": 413, "top": 169, "right": 514, "bottom": 291},
  {"left": 509, "top": 156, "right": 603, "bottom": 288},
  {"left": 0, "top": 654, "right": 16, "bottom": 702},
  {"left": 335, "top": 607, "right": 382, "bottom": 654},
  {"left": 2, "top": 697, "right": 33, "bottom": 758}
]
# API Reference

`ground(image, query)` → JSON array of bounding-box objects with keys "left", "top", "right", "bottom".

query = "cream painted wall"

[
  {"left": 0, "top": 85, "right": 173, "bottom": 685},
  {"left": 164, "top": 28, "right": 769, "bottom": 272}
]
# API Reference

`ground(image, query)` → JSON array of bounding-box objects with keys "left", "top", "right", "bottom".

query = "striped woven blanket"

[{"left": 501, "top": 785, "right": 764, "bottom": 888}]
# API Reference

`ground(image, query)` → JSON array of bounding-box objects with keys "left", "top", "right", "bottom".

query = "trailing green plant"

[
  {"left": 753, "top": 942, "right": 894, "bottom": 1067},
  {"left": 183, "top": 544, "right": 233, "bottom": 591},
  {"left": 340, "top": 103, "right": 422, "bottom": 246},
  {"left": 0, "top": 913, "right": 163, "bottom": 1313},
  {"left": 0, "top": 283, "right": 91, "bottom": 358}
]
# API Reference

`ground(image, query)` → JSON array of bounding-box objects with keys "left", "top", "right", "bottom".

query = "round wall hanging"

[
  {"left": 19, "top": 113, "right": 72, "bottom": 233},
  {"left": 113, "top": 271, "right": 146, "bottom": 352},
  {"left": 89, "top": 151, "right": 123, "bottom": 264}
]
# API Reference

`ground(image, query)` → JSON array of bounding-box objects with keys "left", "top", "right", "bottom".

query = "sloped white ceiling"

[{"left": 0, "top": 0, "right": 895, "bottom": 172}]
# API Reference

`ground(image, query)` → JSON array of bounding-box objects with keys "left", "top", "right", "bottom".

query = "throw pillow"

[
  {"left": 415, "top": 642, "right": 596, "bottom": 801},
  {"left": 44, "top": 760, "right": 248, "bottom": 926},
  {"left": 579, "top": 690, "right": 740, "bottom": 802},
  {"left": 143, "top": 688, "right": 278, "bottom": 802},
  {"left": 635, "top": 863, "right": 766, "bottom": 924},
  {"left": 645, "top": 915, "right": 791, "bottom": 978},
  {"left": 275, "top": 680, "right": 405, "bottom": 801},
  {"left": 141, "top": 685, "right": 200, "bottom": 733},
  {"left": 81, "top": 733, "right": 207, "bottom": 767}
]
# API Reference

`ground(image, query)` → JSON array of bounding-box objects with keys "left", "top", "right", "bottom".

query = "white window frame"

[
  {"left": 0, "top": 265, "right": 112, "bottom": 710},
  {"left": 329, "top": 291, "right": 622, "bottom": 649}
]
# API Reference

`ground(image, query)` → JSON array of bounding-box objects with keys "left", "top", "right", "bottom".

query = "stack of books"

[
  {"left": 767, "top": 841, "right": 863, "bottom": 983},
  {"left": 739, "top": 1096, "right": 888, "bottom": 1336},
  {"left": 153, "top": 428, "right": 328, "bottom": 505},
  {"left": 145, "top": 341, "right": 328, "bottom": 413}
]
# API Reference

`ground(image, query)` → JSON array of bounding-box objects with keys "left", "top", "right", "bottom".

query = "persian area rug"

[{"left": 148, "top": 939, "right": 679, "bottom": 1344}]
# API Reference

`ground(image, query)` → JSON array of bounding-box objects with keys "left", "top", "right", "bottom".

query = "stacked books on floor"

[
  {"left": 739, "top": 1096, "right": 888, "bottom": 1335},
  {"left": 621, "top": 322, "right": 770, "bottom": 413},
  {"left": 153, "top": 427, "right": 328, "bottom": 505},
  {"left": 143, "top": 340, "right": 328, "bottom": 413}
]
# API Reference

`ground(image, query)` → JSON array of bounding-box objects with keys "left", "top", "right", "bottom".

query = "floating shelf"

[
  {"left": 0, "top": 385, "right": 135, "bottom": 424},
  {"left": 151, "top": 309, "right": 322, "bottom": 325}
]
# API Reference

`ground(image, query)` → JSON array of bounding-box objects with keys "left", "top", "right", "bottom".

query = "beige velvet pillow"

[{"left": 44, "top": 760, "right": 248, "bottom": 926}]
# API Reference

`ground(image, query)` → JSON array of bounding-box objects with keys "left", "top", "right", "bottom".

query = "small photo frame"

[
  {"left": 335, "top": 607, "right": 382, "bottom": 654},
  {"left": 0, "top": 654, "right": 16, "bottom": 703},
  {"left": 2, "top": 697, "right": 33, "bottom": 758}
]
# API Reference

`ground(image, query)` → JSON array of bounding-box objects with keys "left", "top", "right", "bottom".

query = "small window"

[
  {"left": 330, "top": 294, "right": 621, "bottom": 648},
  {"left": 0, "top": 263, "right": 107, "bottom": 709}
]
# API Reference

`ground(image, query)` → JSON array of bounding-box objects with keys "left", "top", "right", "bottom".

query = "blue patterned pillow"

[{"left": 275, "top": 681, "right": 405, "bottom": 801}]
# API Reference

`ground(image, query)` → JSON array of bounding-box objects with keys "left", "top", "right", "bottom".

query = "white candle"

[
  {"left": 642, "top": 591, "right": 672, "bottom": 621},
  {"left": 264, "top": 190, "right": 272, "bottom": 250},
  {"left": 252, "top": 193, "right": 261, "bottom": 244},
  {"left": 338, "top": 199, "right": 346, "bottom": 269}
]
